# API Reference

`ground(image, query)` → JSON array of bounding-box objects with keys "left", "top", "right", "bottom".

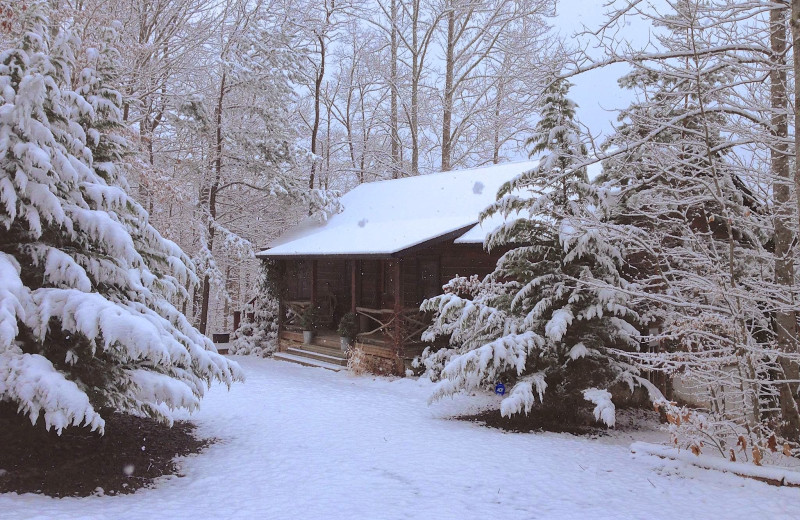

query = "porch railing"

[
  {"left": 355, "top": 306, "right": 431, "bottom": 344},
  {"left": 284, "top": 300, "right": 312, "bottom": 329}
]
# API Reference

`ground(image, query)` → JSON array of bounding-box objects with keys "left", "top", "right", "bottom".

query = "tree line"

[{"left": 4, "top": 0, "right": 561, "bottom": 337}]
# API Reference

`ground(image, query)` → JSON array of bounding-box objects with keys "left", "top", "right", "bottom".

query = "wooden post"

[
  {"left": 310, "top": 259, "right": 318, "bottom": 308},
  {"left": 393, "top": 260, "right": 403, "bottom": 314},
  {"left": 377, "top": 260, "right": 384, "bottom": 308},
  {"left": 393, "top": 259, "right": 403, "bottom": 373},
  {"left": 353, "top": 260, "right": 364, "bottom": 336},
  {"left": 350, "top": 260, "right": 358, "bottom": 315},
  {"left": 275, "top": 260, "right": 284, "bottom": 349},
  {"left": 233, "top": 311, "right": 241, "bottom": 332},
  {"left": 277, "top": 299, "right": 285, "bottom": 351}
]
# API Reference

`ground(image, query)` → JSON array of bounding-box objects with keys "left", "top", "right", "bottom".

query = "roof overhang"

[{"left": 256, "top": 223, "right": 480, "bottom": 260}]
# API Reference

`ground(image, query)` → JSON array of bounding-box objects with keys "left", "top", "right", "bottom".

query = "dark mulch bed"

[
  {"left": 459, "top": 406, "right": 662, "bottom": 438},
  {"left": 458, "top": 407, "right": 608, "bottom": 436},
  {"left": 0, "top": 409, "right": 211, "bottom": 498}
]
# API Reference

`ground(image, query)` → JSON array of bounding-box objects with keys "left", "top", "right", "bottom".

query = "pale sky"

[{"left": 550, "top": 0, "right": 656, "bottom": 144}]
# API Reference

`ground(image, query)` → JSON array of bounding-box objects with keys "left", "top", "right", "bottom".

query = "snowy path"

[{"left": 2, "top": 356, "right": 799, "bottom": 520}]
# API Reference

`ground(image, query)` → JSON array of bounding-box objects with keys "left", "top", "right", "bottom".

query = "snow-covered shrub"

[
  {"left": 653, "top": 400, "right": 745, "bottom": 459},
  {"left": 650, "top": 400, "right": 795, "bottom": 464},
  {"left": 346, "top": 346, "right": 369, "bottom": 376},
  {"left": 0, "top": 3, "right": 243, "bottom": 434},
  {"left": 347, "top": 346, "right": 400, "bottom": 376},
  {"left": 418, "top": 80, "right": 654, "bottom": 428},
  {"left": 229, "top": 261, "right": 280, "bottom": 357}
]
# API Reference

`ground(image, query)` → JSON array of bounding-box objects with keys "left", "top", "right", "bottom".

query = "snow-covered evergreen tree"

[
  {"left": 229, "top": 260, "right": 280, "bottom": 357},
  {"left": 590, "top": 0, "right": 800, "bottom": 453},
  {"left": 0, "top": 2, "right": 243, "bottom": 434},
  {"left": 419, "top": 80, "right": 652, "bottom": 426}
]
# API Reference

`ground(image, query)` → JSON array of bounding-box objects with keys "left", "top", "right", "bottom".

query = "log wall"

[{"left": 276, "top": 241, "right": 506, "bottom": 326}]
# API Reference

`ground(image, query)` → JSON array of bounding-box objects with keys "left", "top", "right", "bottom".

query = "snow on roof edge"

[{"left": 255, "top": 221, "right": 479, "bottom": 258}]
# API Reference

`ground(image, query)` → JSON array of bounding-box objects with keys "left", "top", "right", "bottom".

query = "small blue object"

[{"left": 495, "top": 383, "right": 506, "bottom": 396}]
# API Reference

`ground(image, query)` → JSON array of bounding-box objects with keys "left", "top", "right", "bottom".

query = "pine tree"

[
  {"left": 0, "top": 2, "right": 243, "bottom": 434},
  {"left": 419, "top": 80, "right": 650, "bottom": 427}
]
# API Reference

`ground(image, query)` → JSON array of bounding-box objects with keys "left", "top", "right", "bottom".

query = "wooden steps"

[
  {"left": 285, "top": 347, "right": 347, "bottom": 366},
  {"left": 275, "top": 332, "right": 349, "bottom": 371},
  {"left": 291, "top": 343, "right": 345, "bottom": 358},
  {"left": 273, "top": 352, "right": 345, "bottom": 371},
  {"left": 276, "top": 330, "right": 424, "bottom": 374}
]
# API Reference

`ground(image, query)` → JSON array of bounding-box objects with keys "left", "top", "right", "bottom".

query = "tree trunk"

[
  {"left": 390, "top": 0, "right": 400, "bottom": 178},
  {"left": 310, "top": 33, "right": 325, "bottom": 190},
  {"left": 345, "top": 58, "right": 357, "bottom": 178},
  {"left": 360, "top": 87, "right": 369, "bottom": 182},
  {"left": 410, "top": 0, "right": 420, "bottom": 175},
  {"left": 441, "top": 7, "right": 455, "bottom": 172},
  {"left": 325, "top": 99, "right": 332, "bottom": 189},
  {"left": 780, "top": 0, "right": 800, "bottom": 440},
  {"left": 793, "top": 0, "right": 800, "bottom": 235},
  {"left": 493, "top": 77, "right": 503, "bottom": 164},
  {"left": 222, "top": 265, "right": 231, "bottom": 331},
  {"left": 198, "top": 71, "right": 227, "bottom": 336}
]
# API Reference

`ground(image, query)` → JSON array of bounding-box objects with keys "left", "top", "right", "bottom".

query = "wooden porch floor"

[
  {"left": 281, "top": 328, "right": 394, "bottom": 347},
  {"left": 278, "top": 330, "right": 426, "bottom": 366}
]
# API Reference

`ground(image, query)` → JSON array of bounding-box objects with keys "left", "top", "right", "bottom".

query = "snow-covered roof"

[{"left": 257, "top": 160, "right": 541, "bottom": 258}]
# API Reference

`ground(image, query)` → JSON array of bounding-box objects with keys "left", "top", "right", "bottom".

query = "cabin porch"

[
  {"left": 274, "top": 256, "right": 444, "bottom": 374},
  {"left": 268, "top": 242, "right": 500, "bottom": 374},
  {"left": 278, "top": 301, "right": 431, "bottom": 375},
  {"left": 275, "top": 329, "right": 428, "bottom": 374}
]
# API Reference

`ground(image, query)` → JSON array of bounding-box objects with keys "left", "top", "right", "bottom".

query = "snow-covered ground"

[{"left": 2, "top": 356, "right": 799, "bottom": 519}]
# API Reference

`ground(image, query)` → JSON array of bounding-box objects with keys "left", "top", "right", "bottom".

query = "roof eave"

[{"left": 256, "top": 223, "right": 479, "bottom": 260}]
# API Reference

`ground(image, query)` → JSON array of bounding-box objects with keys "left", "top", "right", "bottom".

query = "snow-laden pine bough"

[{"left": 0, "top": 2, "right": 243, "bottom": 435}]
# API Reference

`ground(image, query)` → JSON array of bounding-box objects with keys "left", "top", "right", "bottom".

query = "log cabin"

[{"left": 256, "top": 160, "right": 538, "bottom": 374}]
